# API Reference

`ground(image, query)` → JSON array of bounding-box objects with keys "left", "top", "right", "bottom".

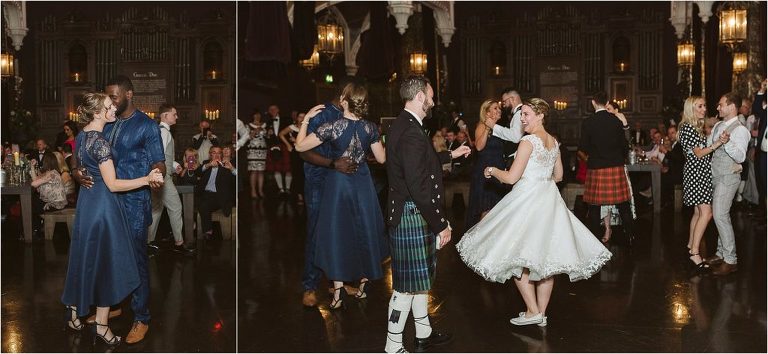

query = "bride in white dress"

[{"left": 455, "top": 98, "right": 612, "bottom": 327}]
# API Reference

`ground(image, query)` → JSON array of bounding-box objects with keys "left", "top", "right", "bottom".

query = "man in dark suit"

[
  {"left": 661, "top": 126, "right": 684, "bottom": 206},
  {"left": 578, "top": 91, "right": 635, "bottom": 244},
  {"left": 196, "top": 145, "right": 235, "bottom": 240},
  {"left": 629, "top": 121, "right": 649, "bottom": 147},
  {"left": 383, "top": 75, "right": 470, "bottom": 353}
]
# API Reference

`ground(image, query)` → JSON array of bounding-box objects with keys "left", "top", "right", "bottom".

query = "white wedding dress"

[{"left": 456, "top": 135, "right": 612, "bottom": 283}]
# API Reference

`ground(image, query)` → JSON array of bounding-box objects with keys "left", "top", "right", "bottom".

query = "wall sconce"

[
  {"left": 1, "top": 53, "right": 14, "bottom": 77},
  {"left": 300, "top": 45, "right": 320, "bottom": 70},
  {"left": 147, "top": 112, "right": 156, "bottom": 119},
  {"left": 492, "top": 66, "right": 503, "bottom": 76},
  {"left": 732, "top": 52, "right": 747, "bottom": 73},
  {"left": 617, "top": 61, "right": 627, "bottom": 73},
  {"left": 208, "top": 70, "right": 219, "bottom": 80},
  {"left": 553, "top": 100, "right": 568, "bottom": 111},
  {"left": 204, "top": 109, "right": 220, "bottom": 120},
  {"left": 68, "top": 112, "right": 79, "bottom": 122},
  {"left": 324, "top": 74, "right": 334, "bottom": 83},
  {"left": 409, "top": 52, "right": 428, "bottom": 75},
  {"left": 718, "top": 5, "right": 747, "bottom": 50},
  {"left": 615, "top": 99, "right": 629, "bottom": 110},
  {"left": 677, "top": 40, "right": 695, "bottom": 67},
  {"left": 72, "top": 72, "right": 82, "bottom": 82}
]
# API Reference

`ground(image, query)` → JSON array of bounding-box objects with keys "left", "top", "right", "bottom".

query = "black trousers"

[{"left": 198, "top": 191, "right": 229, "bottom": 234}]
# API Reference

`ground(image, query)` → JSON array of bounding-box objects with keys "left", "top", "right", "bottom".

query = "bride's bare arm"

[
  {"left": 552, "top": 151, "right": 563, "bottom": 182},
  {"left": 485, "top": 140, "right": 533, "bottom": 184}
]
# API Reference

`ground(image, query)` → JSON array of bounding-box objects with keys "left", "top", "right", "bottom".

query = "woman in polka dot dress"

[{"left": 678, "top": 96, "right": 729, "bottom": 271}]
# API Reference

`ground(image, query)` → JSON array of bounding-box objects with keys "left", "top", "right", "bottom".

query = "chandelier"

[
  {"left": 732, "top": 52, "right": 747, "bottom": 73},
  {"left": 409, "top": 52, "right": 427, "bottom": 75},
  {"left": 317, "top": 7, "right": 344, "bottom": 58},
  {"left": 718, "top": 2, "right": 748, "bottom": 50}
]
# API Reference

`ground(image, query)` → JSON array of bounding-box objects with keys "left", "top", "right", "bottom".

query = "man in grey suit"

[
  {"left": 707, "top": 92, "right": 751, "bottom": 275},
  {"left": 148, "top": 104, "right": 194, "bottom": 255}
]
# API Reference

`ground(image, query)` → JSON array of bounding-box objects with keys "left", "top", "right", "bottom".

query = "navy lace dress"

[
  {"left": 465, "top": 134, "right": 508, "bottom": 228},
  {"left": 61, "top": 131, "right": 140, "bottom": 317},
  {"left": 312, "top": 118, "right": 389, "bottom": 281}
]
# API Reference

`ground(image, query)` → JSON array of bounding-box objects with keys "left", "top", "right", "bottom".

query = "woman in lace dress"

[
  {"left": 246, "top": 111, "right": 268, "bottom": 198},
  {"left": 295, "top": 82, "right": 389, "bottom": 310},
  {"left": 456, "top": 98, "right": 612, "bottom": 327},
  {"left": 29, "top": 151, "right": 68, "bottom": 239}
]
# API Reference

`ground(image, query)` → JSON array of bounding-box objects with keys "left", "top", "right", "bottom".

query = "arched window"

[
  {"left": 490, "top": 40, "right": 506, "bottom": 76},
  {"left": 612, "top": 36, "right": 630, "bottom": 73},
  {"left": 68, "top": 43, "right": 87, "bottom": 82},
  {"left": 203, "top": 41, "right": 223, "bottom": 80}
]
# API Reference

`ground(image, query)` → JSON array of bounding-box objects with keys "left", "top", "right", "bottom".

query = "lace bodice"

[
  {"left": 520, "top": 135, "right": 560, "bottom": 181},
  {"left": 316, "top": 118, "right": 380, "bottom": 164},
  {"left": 76, "top": 131, "right": 113, "bottom": 179}
]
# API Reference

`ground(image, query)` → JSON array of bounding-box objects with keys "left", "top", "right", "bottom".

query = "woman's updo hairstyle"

[
  {"left": 340, "top": 82, "right": 369, "bottom": 118},
  {"left": 524, "top": 98, "right": 550, "bottom": 125},
  {"left": 77, "top": 92, "right": 109, "bottom": 124}
]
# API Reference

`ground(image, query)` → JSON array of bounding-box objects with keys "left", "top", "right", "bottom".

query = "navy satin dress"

[
  {"left": 465, "top": 133, "right": 508, "bottom": 228},
  {"left": 312, "top": 118, "right": 389, "bottom": 282},
  {"left": 61, "top": 131, "right": 140, "bottom": 317}
]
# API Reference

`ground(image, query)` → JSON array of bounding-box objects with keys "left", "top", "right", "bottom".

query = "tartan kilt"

[
  {"left": 584, "top": 166, "right": 631, "bottom": 205},
  {"left": 389, "top": 201, "right": 436, "bottom": 293}
]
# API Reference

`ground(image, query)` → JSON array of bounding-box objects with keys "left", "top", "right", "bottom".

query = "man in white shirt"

[
  {"left": 148, "top": 104, "right": 194, "bottom": 255},
  {"left": 707, "top": 92, "right": 751, "bottom": 275},
  {"left": 192, "top": 119, "right": 219, "bottom": 162},
  {"left": 491, "top": 88, "right": 524, "bottom": 163}
]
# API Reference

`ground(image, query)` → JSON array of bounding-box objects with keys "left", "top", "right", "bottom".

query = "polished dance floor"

[
  {"left": 1, "top": 216, "right": 236, "bottom": 352},
  {"left": 240, "top": 192, "right": 766, "bottom": 353}
]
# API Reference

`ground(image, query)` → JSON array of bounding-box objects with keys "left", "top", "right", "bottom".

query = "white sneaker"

[
  {"left": 518, "top": 311, "right": 547, "bottom": 327},
  {"left": 510, "top": 312, "right": 543, "bottom": 326}
]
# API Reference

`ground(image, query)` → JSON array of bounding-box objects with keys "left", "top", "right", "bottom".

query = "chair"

[
  {"left": 42, "top": 207, "right": 76, "bottom": 240},
  {"left": 196, "top": 207, "right": 236, "bottom": 240}
]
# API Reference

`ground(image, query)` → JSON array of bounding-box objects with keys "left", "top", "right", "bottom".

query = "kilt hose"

[
  {"left": 389, "top": 201, "right": 437, "bottom": 293},
  {"left": 584, "top": 166, "right": 631, "bottom": 205}
]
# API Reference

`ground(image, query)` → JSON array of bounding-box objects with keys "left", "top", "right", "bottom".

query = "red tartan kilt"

[
  {"left": 266, "top": 146, "right": 291, "bottom": 173},
  {"left": 583, "top": 166, "right": 631, "bottom": 205}
]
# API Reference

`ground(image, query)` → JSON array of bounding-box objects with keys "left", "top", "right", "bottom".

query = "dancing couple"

[{"left": 63, "top": 75, "right": 165, "bottom": 348}]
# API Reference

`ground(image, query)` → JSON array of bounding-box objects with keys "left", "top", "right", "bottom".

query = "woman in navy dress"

[
  {"left": 295, "top": 82, "right": 388, "bottom": 310},
  {"left": 61, "top": 93, "right": 162, "bottom": 347},
  {"left": 466, "top": 99, "right": 508, "bottom": 227}
]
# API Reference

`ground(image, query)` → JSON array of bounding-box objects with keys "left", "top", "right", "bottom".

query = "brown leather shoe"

[
  {"left": 125, "top": 321, "right": 149, "bottom": 344},
  {"left": 703, "top": 255, "right": 724, "bottom": 265},
  {"left": 712, "top": 262, "right": 738, "bottom": 276},
  {"left": 85, "top": 308, "right": 123, "bottom": 324},
  {"left": 302, "top": 290, "right": 318, "bottom": 307}
]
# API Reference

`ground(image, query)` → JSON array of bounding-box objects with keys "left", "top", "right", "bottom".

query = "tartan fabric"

[
  {"left": 583, "top": 166, "right": 631, "bottom": 205},
  {"left": 389, "top": 201, "right": 436, "bottom": 293}
]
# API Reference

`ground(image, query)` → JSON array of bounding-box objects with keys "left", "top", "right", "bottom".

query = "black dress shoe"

[
  {"left": 173, "top": 244, "right": 195, "bottom": 255},
  {"left": 414, "top": 331, "right": 453, "bottom": 352}
]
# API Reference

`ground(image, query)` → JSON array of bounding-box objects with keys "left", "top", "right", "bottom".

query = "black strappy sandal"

[
  {"left": 64, "top": 306, "right": 83, "bottom": 332},
  {"left": 93, "top": 322, "right": 122, "bottom": 349},
  {"left": 355, "top": 279, "right": 369, "bottom": 299}
]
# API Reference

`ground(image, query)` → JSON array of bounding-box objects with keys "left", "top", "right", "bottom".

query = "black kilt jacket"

[{"left": 385, "top": 110, "right": 452, "bottom": 235}]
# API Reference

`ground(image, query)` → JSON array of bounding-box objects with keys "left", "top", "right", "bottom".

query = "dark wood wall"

[{"left": 14, "top": 1, "right": 236, "bottom": 157}]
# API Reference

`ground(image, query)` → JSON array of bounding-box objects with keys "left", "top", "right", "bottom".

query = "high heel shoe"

[
  {"left": 93, "top": 322, "right": 122, "bottom": 348},
  {"left": 688, "top": 252, "right": 710, "bottom": 273},
  {"left": 329, "top": 286, "right": 348, "bottom": 310},
  {"left": 355, "top": 279, "right": 369, "bottom": 299},
  {"left": 64, "top": 306, "right": 83, "bottom": 332}
]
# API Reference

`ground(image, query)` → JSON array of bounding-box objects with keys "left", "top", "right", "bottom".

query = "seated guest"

[
  {"left": 29, "top": 151, "right": 68, "bottom": 239},
  {"left": 196, "top": 146, "right": 235, "bottom": 240},
  {"left": 629, "top": 121, "right": 649, "bottom": 146},
  {"left": 53, "top": 151, "right": 77, "bottom": 205},
  {"left": 32, "top": 138, "right": 49, "bottom": 165},
  {"left": 644, "top": 131, "right": 666, "bottom": 162},
  {"left": 61, "top": 144, "right": 75, "bottom": 172},
  {"left": 178, "top": 148, "right": 201, "bottom": 185}
]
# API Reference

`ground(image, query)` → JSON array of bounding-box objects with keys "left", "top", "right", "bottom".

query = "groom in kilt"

[
  {"left": 383, "top": 76, "right": 470, "bottom": 353},
  {"left": 578, "top": 91, "right": 635, "bottom": 244}
]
